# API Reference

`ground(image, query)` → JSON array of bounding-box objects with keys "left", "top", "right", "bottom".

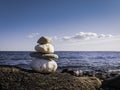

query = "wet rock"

[
  {"left": 0, "top": 66, "right": 102, "bottom": 90},
  {"left": 102, "top": 75, "right": 120, "bottom": 89}
]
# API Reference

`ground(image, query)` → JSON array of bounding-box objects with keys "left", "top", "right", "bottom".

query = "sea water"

[{"left": 0, "top": 51, "right": 120, "bottom": 72}]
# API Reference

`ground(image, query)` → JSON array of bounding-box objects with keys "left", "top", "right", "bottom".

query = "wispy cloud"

[
  {"left": 54, "top": 32, "right": 120, "bottom": 51},
  {"left": 62, "top": 32, "right": 113, "bottom": 41},
  {"left": 27, "top": 33, "right": 39, "bottom": 38}
]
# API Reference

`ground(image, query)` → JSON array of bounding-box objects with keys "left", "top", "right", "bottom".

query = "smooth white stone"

[
  {"left": 35, "top": 44, "right": 54, "bottom": 54},
  {"left": 30, "top": 58, "right": 57, "bottom": 73}
]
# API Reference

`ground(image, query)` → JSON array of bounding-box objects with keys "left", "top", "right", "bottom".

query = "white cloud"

[
  {"left": 62, "top": 36, "right": 71, "bottom": 40},
  {"left": 62, "top": 32, "right": 113, "bottom": 41},
  {"left": 27, "top": 33, "right": 39, "bottom": 38},
  {"left": 54, "top": 35, "right": 120, "bottom": 51}
]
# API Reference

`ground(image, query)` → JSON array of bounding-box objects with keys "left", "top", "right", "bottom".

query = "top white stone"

[{"left": 37, "top": 36, "right": 52, "bottom": 44}]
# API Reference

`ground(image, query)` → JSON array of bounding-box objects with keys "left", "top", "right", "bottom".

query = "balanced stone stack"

[{"left": 30, "top": 36, "right": 58, "bottom": 73}]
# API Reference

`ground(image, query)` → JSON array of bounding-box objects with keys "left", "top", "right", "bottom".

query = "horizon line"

[{"left": 0, "top": 50, "right": 120, "bottom": 52}]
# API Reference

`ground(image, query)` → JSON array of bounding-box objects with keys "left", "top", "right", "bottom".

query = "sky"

[{"left": 0, "top": 0, "right": 120, "bottom": 51}]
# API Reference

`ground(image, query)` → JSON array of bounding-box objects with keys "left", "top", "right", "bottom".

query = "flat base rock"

[
  {"left": 0, "top": 65, "right": 101, "bottom": 90},
  {"left": 30, "top": 52, "right": 58, "bottom": 60}
]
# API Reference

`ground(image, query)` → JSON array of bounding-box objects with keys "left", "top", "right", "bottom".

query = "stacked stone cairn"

[{"left": 30, "top": 36, "right": 58, "bottom": 73}]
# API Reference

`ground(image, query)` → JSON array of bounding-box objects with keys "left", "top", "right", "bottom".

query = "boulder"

[
  {"left": 0, "top": 65, "right": 102, "bottom": 90},
  {"left": 37, "top": 36, "right": 52, "bottom": 44},
  {"left": 30, "top": 52, "right": 58, "bottom": 60},
  {"left": 35, "top": 44, "right": 54, "bottom": 54},
  {"left": 102, "top": 75, "right": 120, "bottom": 89},
  {"left": 30, "top": 59, "right": 57, "bottom": 73}
]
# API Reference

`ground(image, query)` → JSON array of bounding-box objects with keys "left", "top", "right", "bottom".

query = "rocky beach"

[
  {"left": 0, "top": 65, "right": 101, "bottom": 90},
  {"left": 0, "top": 65, "right": 120, "bottom": 90}
]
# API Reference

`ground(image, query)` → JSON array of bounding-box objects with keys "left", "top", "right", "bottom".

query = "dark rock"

[
  {"left": 107, "top": 70, "right": 120, "bottom": 77},
  {"left": 30, "top": 52, "right": 58, "bottom": 60},
  {"left": 102, "top": 75, "right": 120, "bottom": 89},
  {"left": 61, "top": 68, "right": 74, "bottom": 75},
  {"left": 0, "top": 65, "right": 101, "bottom": 90},
  {"left": 95, "top": 72, "right": 107, "bottom": 80},
  {"left": 83, "top": 70, "right": 95, "bottom": 77}
]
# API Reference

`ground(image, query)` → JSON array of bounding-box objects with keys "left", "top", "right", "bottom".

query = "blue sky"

[{"left": 0, "top": 0, "right": 120, "bottom": 51}]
